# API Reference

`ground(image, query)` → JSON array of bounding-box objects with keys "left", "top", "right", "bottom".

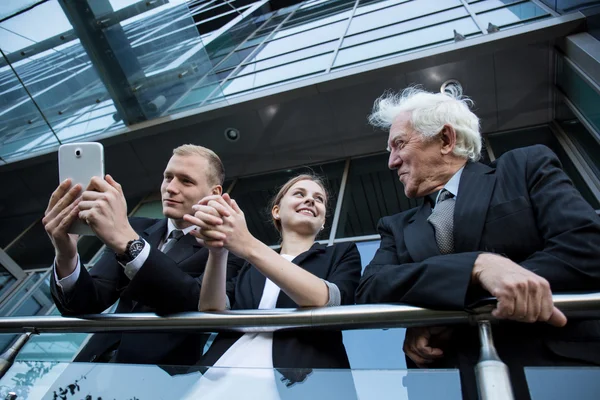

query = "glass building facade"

[{"left": 0, "top": 0, "right": 600, "bottom": 398}]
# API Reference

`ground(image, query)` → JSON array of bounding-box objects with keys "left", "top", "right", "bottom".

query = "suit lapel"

[
  {"left": 141, "top": 219, "right": 203, "bottom": 264},
  {"left": 166, "top": 233, "right": 203, "bottom": 264},
  {"left": 142, "top": 219, "right": 168, "bottom": 249},
  {"left": 453, "top": 161, "right": 496, "bottom": 253},
  {"left": 404, "top": 203, "right": 441, "bottom": 262},
  {"left": 249, "top": 266, "right": 267, "bottom": 309}
]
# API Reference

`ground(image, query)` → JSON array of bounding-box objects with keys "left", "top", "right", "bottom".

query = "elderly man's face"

[{"left": 387, "top": 112, "right": 445, "bottom": 198}]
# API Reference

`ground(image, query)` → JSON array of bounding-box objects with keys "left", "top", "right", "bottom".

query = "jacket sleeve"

[
  {"left": 355, "top": 217, "right": 481, "bottom": 309},
  {"left": 325, "top": 243, "right": 362, "bottom": 306},
  {"left": 518, "top": 145, "right": 600, "bottom": 290},
  {"left": 124, "top": 248, "right": 245, "bottom": 313},
  {"left": 50, "top": 245, "right": 125, "bottom": 315}
]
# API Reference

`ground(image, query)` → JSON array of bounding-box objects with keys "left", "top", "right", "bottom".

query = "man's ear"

[
  {"left": 440, "top": 124, "right": 457, "bottom": 155},
  {"left": 212, "top": 185, "right": 223, "bottom": 195}
]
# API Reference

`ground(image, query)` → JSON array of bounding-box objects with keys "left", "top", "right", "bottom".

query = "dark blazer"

[
  {"left": 197, "top": 242, "right": 362, "bottom": 399},
  {"left": 50, "top": 217, "right": 243, "bottom": 366},
  {"left": 356, "top": 145, "right": 600, "bottom": 398}
]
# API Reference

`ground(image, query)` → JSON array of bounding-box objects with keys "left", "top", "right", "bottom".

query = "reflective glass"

[
  {"left": 556, "top": 57, "right": 600, "bottom": 135},
  {"left": 0, "top": 361, "right": 462, "bottom": 400},
  {"left": 237, "top": 41, "right": 338, "bottom": 76},
  {"left": 526, "top": 367, "right": 600, "bottom": 400},
  {"left": 0, "top": 64, "right": 57, "bottom": 161},
  {"left": 488, "top": 126, "right": 600, "bottom": 209},
  {"left": 476, "top": 2, "right": 549, "bottom": 28},
  {"left": 0, "top": 267, "right": 17, "bottom": 301},
  {"left": 229, "top": 161, "right": 345, "bottom": 245},
  {"left": 222, "top": 53, "right": 331, "bottom": 96},
  {"left": 336, "top": 154, "right": 422, "bottom": 238},
  {"left": 333, "top": 17, "right": 480, "bottom": 68},
  {"left": 556, "top": 102, "right": 600, "bottom": 183},
  {"left": 251, "top": 20, "right": 347, "bottom": 61},
  {"left": 469, "top": 0, "right": 530, "bottom": 13},
  {"left": 6, "top": 220, "right": 56, "bottom": 271},
  {"left": 342, "top": 7, "right": 469, "bottom": 48},
  {"left": 0, "top": 272, "right": 47, "bottom": 317},
  {"left": 347, "top": 0, "right": 462, "bottom": 36}
]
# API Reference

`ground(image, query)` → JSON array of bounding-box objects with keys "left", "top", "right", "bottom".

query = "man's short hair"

[
  {"left": 368, "top": 86, "right": 482, "bottom": 161},
  {"left": 172, "top": 144, "right": 225, "bottom": 186}
]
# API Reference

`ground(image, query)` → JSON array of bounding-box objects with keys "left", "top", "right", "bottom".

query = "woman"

[{"left": 182, "top": 174, "right": 361, "bottom": 399}]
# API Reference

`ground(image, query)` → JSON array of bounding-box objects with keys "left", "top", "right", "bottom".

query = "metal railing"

[{"left": 0, "top": 292, "right": 599, "bottom": 399}]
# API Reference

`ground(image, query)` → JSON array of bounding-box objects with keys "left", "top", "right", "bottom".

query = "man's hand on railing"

[
  {"left": 403, "top": 326, "right": 453, "bottom": 368},
  {"left": 471, "top": 253, "right": 567, "bottom": 327}
]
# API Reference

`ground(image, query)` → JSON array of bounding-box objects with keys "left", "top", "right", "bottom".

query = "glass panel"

[
  {"left": 334, "top": 17, "right": 480, "bottom": 68},
  {"left": 556, "top": 101, "right": 600, "bottom": 182},
  {"left": 488, "top": 126, "right": 600, "bottom": 208},
  {"left": 0, "top": 272, "right": 45, "bottom": 317},
  {"left": 347, "top": 0, "right": 462, "bottom": 36},
  {"left": 476, "top": 2, "right": 549, "bottom": 28},
  {"left": 342, "top": 7, "right": 469, "bottom": 48},
  {"left": 470, "top": 0, "right": 531, "bottom": 13},
  {"left": 230, "top": 161, "right": 346, "bottom": 246},
  {"left": 0, "top": 267, "right": 17, "bottom": 301},
  {"left": 221, "top": 53, "right": 331, "bottom": 96},
  {"left": 15, "top": 332, "right": 89, "bottom": 362},
  {"left": 342, "top": 240, "right": 411, "bottom": 376},
  {"left": 6, "top": 220, "right": 56, "bottom": 270},
  {"left": 0, "top": 63, "right": 58, "bottom": 162},
  {"left": 237, "top": 41, "right": 338, "bottom": 76},
  {"left": 251, "top": 20, "right": 347, "bottom": 61},
  {"left": 526, "top": 367, "right": 600, "bottom": 400},
  {"left": 556, "top": 57, "right": 600, "bottom": 134},
  {"left": 0, "top": 361, "right": 463, "bottom": 400},
  {"left": 0, "top": 213, "right": 38, "bottom": 249},
  {"left": 336, "top": 154, "right": 422, "bottom": 238},
  {"left": 0, "top": 0, "right": 123, "bottom": 160}
]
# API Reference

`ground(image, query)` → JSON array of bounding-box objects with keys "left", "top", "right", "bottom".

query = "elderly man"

[{"left": 356, "top": 88, "right": 600, "bottom": 399}]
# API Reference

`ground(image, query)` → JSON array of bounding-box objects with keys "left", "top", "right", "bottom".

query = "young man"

[{"left": 45, "top": 144, "right": 242, "bottom": 366}]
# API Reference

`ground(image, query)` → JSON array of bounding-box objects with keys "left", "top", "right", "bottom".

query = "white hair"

[{"left": 368, "top": 87, "right": 482, "bottom": 161}]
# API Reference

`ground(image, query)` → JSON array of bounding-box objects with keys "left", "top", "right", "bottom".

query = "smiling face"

[
  {"left": 272, "top": 179, "right": 327, "bottom": 238},
  {"left": 160, "top": 154, "right": 221, "bottom": 227},
  {"left": 387, "top": 112, "right": 449, "bottom": 198}
]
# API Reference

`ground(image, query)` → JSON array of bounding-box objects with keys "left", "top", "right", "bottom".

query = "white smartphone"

[{"left": 58, "top": 142, "right": 105, "bottom": 236}]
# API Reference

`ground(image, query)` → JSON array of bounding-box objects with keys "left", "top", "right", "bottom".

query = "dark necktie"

[
  {"left": 427, "top": 189, "right": 455, "bottom": 254},
  {"left": 161, "top": 229, "right": 184, "bottom": 254}
]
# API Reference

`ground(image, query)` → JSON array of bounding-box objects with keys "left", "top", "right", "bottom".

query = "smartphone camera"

[{"left": 75, "top": 148, "right": 82, "bottom": 158}]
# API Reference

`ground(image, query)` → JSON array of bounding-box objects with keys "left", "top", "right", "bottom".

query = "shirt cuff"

[
  {"left": 121, "top": 239, "right": 150, "bottom": 280},
  {"left": 54, "top": 255, "right": 81, "bottom": 294},
  {"left": 323, "top": 280, "right": 341, "bottom": 307},
  {"left": 225, "top": 295, "right": 231, "bottom": 310}
]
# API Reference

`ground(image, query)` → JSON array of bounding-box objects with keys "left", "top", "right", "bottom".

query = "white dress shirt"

[
  {"left": 182, "top": 254, "right": 295, "bottom": 400},
  {"left": 433, "top": 165, "right": 464, "bottom": 208}
]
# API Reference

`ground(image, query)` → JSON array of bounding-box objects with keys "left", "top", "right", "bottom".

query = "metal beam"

[{"left": 0, "top": 292, "right": 598, "bottom": 334}]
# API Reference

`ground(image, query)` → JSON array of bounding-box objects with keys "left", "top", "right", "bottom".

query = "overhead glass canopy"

[{"left": 0, "top": 0, "right": 553, "bottom": 162}]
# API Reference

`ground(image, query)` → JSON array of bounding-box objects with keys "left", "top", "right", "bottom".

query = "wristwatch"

[{"left": 116, "top": 236, "right": 145, "bottom": 264}]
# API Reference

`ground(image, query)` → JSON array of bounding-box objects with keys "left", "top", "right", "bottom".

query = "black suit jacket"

[
  {"left": 197, "top": 242, "right": 362, "bottom": 399},
  {"left": 356, "top": 145, "right": 600, "bottom": 396},
  {"left": 50, "top": 217, "right": 243, "bottom": 366}
]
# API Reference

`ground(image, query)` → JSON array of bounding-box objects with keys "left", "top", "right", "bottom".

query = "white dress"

[{"left": 182, "top": 255, "right": 295, "bottom": 400}]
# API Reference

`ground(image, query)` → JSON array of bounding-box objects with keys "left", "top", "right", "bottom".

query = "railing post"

[
  {"left": 0, "top": 333, "right": 33, "bottom": 379},
  {"left": 475, "top": 320, "right": 515, "bottom": 400}
]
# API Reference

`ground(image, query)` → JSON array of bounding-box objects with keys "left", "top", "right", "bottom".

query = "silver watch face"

[{"left": 129, "top": 240, "right": 145, "bottom": 257}]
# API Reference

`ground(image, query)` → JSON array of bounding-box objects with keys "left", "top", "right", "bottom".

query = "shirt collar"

[
  {"left": 166, "top": 219, "right": 196, "bottom": 239},
  {"left": 435, "top": 165, "right": 465, "bottom": 204}
]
